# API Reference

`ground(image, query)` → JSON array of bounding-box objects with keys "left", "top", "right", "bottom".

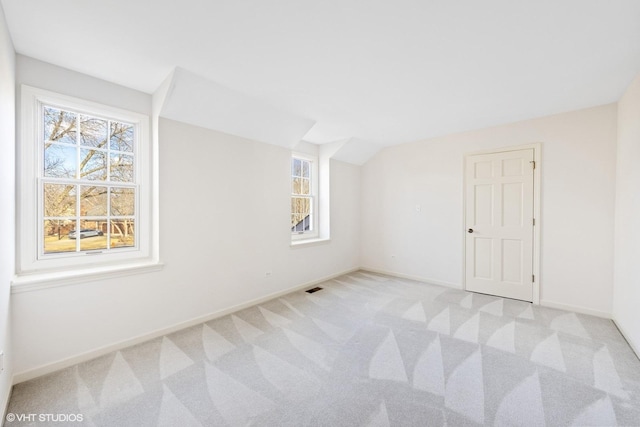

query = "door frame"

[{"left": 462, "top": 143, "right": 542, "bottom": 304}]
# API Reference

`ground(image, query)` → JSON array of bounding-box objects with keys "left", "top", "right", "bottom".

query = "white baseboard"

[
  {"left": 13, "top": 267, "right": 359, "bottom": 384},
  {"left": 359, "top": 267, "right": 462, "bottom": 290},
  {"left": 612, "top": 317, "right": 640, "bottom": 361},
  {"left": 12, "top": 265, "right": 621, "bottom": 385},
  {"left": 540, "top": 299, "right": 611, "bottom": 319},
  {"left": 1, "top": 376, "right": 12, "bottom": 427},
  {"left": 363, "top": 268, "right": 613, "bottom": 319}
]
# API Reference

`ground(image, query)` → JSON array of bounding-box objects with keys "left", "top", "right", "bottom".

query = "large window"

[
  {"left": 291, "top": 154, "right": 318, "bottom": 240},
  {"left": 19, "top": 86, "right": 151, "bottom": 274},
  {"left": 42, "top": 106, "right": 136, "bottom": 254}
]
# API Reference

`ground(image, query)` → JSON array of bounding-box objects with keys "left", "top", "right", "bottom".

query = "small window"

[
  {"left": 291, "top": 154, "right": 318, "bottom": 240},
  {"left": 19, "top": 86, "right": 152, "bottom": 273}
]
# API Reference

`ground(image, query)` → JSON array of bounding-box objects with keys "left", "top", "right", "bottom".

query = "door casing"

[{"left": 462, "top": 143, "right": 542, "bottom": 304}]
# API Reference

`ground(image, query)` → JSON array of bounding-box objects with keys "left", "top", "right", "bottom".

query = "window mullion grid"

[
  {"left": 43, "top": 176, "right": 135, "bottom": 187},
  {"left": 30, "top": 90, "right": 147, "bottom": 267}
]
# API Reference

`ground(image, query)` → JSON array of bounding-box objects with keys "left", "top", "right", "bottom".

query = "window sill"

[
  {"left": 11, "top": 261, "right": 165, "bottom": 294},
  {"left": 290, "top": 237, "right": 331, "bottom": 248}
]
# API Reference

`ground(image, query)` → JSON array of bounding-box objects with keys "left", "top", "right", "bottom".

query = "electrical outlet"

[
  {"left": 265, "top": 271, "right": 272, "bottom": 278},
  {"left": 415, "top": 204, "right": 421, "bottom": 212}
]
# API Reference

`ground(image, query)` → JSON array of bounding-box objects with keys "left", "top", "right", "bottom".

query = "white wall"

[
  {"left": 613, "top": 72, "right": 640, "bottom": 355},
  {"left": 9, "top": 53, "right": 629, "bottom": 383},
  {"left": 11, "top": 62, "right": 361, "bottom": 377},
  {"left": 361, "top": 104, "right": 618, "bottom": 317},
  {"left": 0, "top": 2, "right": 14, "bottom": 416},
  {"left": 16, "top": 55, "right": 151, "bottom": 115}
]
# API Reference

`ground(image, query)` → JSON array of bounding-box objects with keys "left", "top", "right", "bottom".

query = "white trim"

[
  {"left": 17, "top": 85, "right": 155, "bottom": 274},
  {"left": 540, "top": 299, "right": 610, "bottom": 319},
  {"left": 291, "top": 151, "right": 319, "bottom": 240},
  {"left": 360, "top": 267, "right": 462, "bottom": 290},
  {"left": 364, "top": 266, "right": 612, "bottom": 319},
  {"left": 462, "top": 143, "right": 542, "bottom": 304},
  {"left": 290, "top": 237, "right": 331, "bottom": 248},
  {"left": 1, "top": 380, "right": 11, "bottom": 427},
  {"left": 612, "top": 318, "right": 640, "bottom": 360},
  {"left": 11, "top": 261, "right": 164, "bottom": 293},
  {"left": 11, "top": 267, "right": 359, "bottom": 384}
]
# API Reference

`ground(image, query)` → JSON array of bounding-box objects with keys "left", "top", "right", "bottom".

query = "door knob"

[{"left": 468, "top": 228, "right": 474, "bottom": 233}]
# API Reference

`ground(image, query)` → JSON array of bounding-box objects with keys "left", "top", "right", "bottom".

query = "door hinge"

[
  {"left": 532, "top": 274, "right": 535, "bottom": 282},
  {"left": 530, "top": 160, "right": 536, "bottom": 169},
  {"left": 533, "top": 218, "right": 535, "bottom": 226}
]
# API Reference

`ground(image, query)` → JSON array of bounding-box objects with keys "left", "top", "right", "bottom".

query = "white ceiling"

[{"left": 3, "top": 0, "right": 640, "bottom": 146}]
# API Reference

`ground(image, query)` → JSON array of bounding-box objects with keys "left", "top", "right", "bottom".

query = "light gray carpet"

[{"left": 5, "top": 271, "right": 640, "bottom": 426}]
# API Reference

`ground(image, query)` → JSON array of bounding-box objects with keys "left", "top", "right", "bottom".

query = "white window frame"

[
  {"left": 291, "top": 152, "right": 319, "bottom": 241},
  {"left": 18, "top": 85, "right": 152, "bottom": 275}
]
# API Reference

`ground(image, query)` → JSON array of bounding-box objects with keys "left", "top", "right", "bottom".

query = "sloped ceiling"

[
  {"left": 154, "top": 68, "right": 381, "bottom": 163},
  {"left": 158, "top": 68, "right": 315, "bottom": 149},
  {"left": 3, "top": 0, "right": 640, "bottom": 160}
]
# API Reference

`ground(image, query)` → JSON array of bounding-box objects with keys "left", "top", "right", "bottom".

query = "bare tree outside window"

[{"left": 42, "top": 106, "right": 136, "bottom": 254}]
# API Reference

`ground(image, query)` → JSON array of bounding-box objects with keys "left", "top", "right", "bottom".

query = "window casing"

[
  {"left": 19, "top": 86, "right": 152, "bottom": 274},
  {"left": 291, "top": 153, "right": 319, "bottom": 240}
]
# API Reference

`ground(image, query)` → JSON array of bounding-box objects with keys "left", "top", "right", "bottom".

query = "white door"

[{"left": 465, "top": 149, "right": 535, "bottom": 302}]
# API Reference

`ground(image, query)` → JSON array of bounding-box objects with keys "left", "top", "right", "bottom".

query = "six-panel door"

[{"left": 465, "top": 149, "right": 535, "bottom": 302}]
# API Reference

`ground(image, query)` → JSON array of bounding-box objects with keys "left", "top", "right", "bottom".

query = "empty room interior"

[{"left": 1, "top": 1, "right": 640, "bottom": 426}]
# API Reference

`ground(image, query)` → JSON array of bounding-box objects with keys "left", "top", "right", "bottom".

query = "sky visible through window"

[{"left": 42, "top": 106, "right": 137, "bottom": 254}]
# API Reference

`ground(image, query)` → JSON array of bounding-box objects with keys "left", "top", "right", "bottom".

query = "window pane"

[
  {"left": 44, "top": 183, "right": 76, "bottom": 217},
  {"left": 302, "top": 161, "right": 310, "bottom": 178},
  {"left": 292, "top": 158, "right": 301, "bottom": 177},
  {"left": 78, "top": 219, "right": 107, "bottom": 251},
  {"left": 44, "top": 144, "right": 77, "bottom": 178},
  {"left": 110, "top": 153, "right": 134, "bottom": 182},
  {"left": 292, "top": 217, "right": 304, "bottom": 232},
  {"left": 110, "top": 219, "right": 135, "bottom": 248},
  {"left": 110, "top": 122, "right": 134, "bottom": 152},
  {"left": 292, "top": 196, "right": 310, "bottom": 215},
  {"left": 44, "top": 219, "right": 76, "bottom": 253},
  {"left": 80, "top": 185, "right": 108, "bottom": 216},
  {"left": 44, "top": 107, "right": 76, "bottom": 144},
  {"left": 80, "top": 149, "right": 107, "bottom": 180},
  {"left": 292, "top": 214, "right": 311, "bottom": 232},
  {"left": 301, "top": 178, "right": 310, "bottom": 195},
  {"left": 35, "top": 93, "right": 144, "bottom": 262},
  {"left": 79, "top": 115, "right": 108, "bottom": 148},
  {"left": 110, "top": 187, "right": 135, "bottom": 216},
  {"left": 291, "top": 197, "right": 311, "bottom": 232},
  {"left": 292, "top": 177, "right": 302, "bottom": 194}
]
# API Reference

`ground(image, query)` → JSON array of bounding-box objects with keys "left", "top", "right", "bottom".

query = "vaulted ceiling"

[{"left": 3, "top": 0, "right": 640, "bottom": 148}]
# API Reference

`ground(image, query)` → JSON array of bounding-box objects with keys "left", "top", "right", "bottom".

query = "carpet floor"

[{"left": 5, "top": 271, "right": 640, "bottom": 426}]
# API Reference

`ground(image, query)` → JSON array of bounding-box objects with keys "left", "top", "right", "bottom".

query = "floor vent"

[{"left": 305, "top": 287, "right": 323, "bottom": 294}]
